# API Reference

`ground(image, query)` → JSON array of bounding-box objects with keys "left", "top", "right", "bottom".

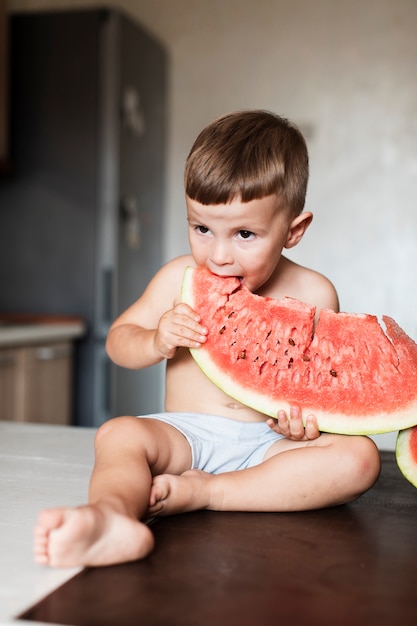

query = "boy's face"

[{"left": 186, "top": 194, "right": 304, "bottom": 293}]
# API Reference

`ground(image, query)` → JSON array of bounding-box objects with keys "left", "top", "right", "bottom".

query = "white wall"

[{"left": 11, "top": 0, "right": 417, "bottom": 449}]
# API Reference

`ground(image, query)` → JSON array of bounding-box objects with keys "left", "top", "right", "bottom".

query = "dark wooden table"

[{"left": 20, "top": 451, "right": 417, "bottom": 626}]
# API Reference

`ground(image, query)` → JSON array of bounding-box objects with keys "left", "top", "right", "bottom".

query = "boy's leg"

[
  {"left": 33, "top": 416, "right": 192, "bottom": 568},
  {"left": 149, "top": 434, "right": 380, "bottom": 515}
]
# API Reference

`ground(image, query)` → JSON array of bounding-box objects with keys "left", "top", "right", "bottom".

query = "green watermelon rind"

[
  {"left": 182, "top": 267, "right": 417, "bottom": 436},
  {"left": 395, "top": 427, "right": 417, "bottom": 488}
]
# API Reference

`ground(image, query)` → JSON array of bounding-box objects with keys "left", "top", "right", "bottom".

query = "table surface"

[
  {"left": 2, "top": 422, "right": 417, "bottom": 626},
  {"left": 21, "top": 452, "right": 417, "bottom": 626}
]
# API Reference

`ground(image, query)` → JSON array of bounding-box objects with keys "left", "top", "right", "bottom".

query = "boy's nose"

[{"left": 210, "top": 240, "right": 233, "bottom": 266}]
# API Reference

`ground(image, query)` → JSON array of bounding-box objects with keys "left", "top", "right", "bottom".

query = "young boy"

[{"left": 34, "top": 110, "right": 381, "bottom": 568}]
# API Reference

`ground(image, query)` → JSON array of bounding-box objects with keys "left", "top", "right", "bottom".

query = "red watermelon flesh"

[
  {"left": 396, "top": 426, "right": 417, "bottom": 488},
  {"left": 181, "top": 266, "right": 417, "bottom": 435}
]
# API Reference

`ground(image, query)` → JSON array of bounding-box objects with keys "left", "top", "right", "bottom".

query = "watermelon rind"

[
  {"left": 395, "top": 427, "right": 417, "bottom": 488},
  {"left": 182, "top": 267, "right": 417, "bottom": 437},
  {"left": 188, "top": 342, "right": 417, "bottom": 435}
]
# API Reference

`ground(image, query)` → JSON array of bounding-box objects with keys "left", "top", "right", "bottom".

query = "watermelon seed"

[
  {"left": 288, "top": 338, "right": 295, "bottom": 346},
  {"left": 219, "top": 325, "right": 226, "bottom": 334},
  {"left": 288, "top": 357, "right": 294, "bottom": 369},
  {"left": 302, "top": 354, "right": 311, "bottom": 362},
  {"left": 238, "top": 350, "right": 247, "bottom": 360},
  {"left": 330, "top": 369, "right": 338, "bottom": 377},
  {"left": 266, "top": 330, "right": 272, "bottom": 339},
  {"left": 227, "top": 311, "right": 235, "bottom": 318}
]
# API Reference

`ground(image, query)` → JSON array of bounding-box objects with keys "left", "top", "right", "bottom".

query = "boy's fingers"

[
  {"left": 304, "top": 415, "right": 319, "bottom": 440},
  {"left": 277, "top": 410, "right": 290, "bottom": 435},
  {"left": 287, "top": 406, "right": 304, "bottom": 439}
]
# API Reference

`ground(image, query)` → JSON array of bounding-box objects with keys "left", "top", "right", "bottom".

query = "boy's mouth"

[
  {"left": 208, "top": 269, "right": 243, "bottom": 281},
  {"left": 204, "top": 266, "right": 244, "bottom": 283},
  {"left": 220, "top": 275, "right": 243, "bottom": 282}
]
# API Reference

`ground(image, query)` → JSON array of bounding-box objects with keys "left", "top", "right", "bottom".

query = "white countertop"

[
  {"left": 0, "top": 322, "right": 86, "bottom": 347},
  {"left": 0, "top": 421, "right": 96, "bottom": 625}
]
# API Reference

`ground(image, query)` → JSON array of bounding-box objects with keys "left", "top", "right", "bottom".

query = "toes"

[
  {"left": 33, "top": 532, "right": 51, "bottom": 565},
  {"left": 33, "top": 508, "right": 72, "bottom": 566},
  {"left": 33, "top": 510, "right": 63, "bottom": 565},
  {"left": 36, "top": 508, "right": 67, "bottom": 532}
]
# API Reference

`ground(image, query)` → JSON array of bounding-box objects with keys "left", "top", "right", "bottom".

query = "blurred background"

[{"left": 1, "top": 1, "right": 416, "bottom": 448}]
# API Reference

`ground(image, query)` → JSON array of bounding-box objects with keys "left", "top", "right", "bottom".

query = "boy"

[{"left": 34, "top": 110, "right": 380, "bottom": 568}]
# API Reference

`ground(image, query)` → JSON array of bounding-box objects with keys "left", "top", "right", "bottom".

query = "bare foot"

[
  {"left": 148, "top": 470, "right": 217, "bottom": 516},
  {"left": 33, "top": 504, "right": 154, "bottom": 568}
]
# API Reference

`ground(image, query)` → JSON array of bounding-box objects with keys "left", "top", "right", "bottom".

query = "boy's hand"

[
  {"left": 266, "top": 406, "right": 320, "bottom": 441},
  {"left": 154, "top": 303, "right": 208, "bottom": 359}
]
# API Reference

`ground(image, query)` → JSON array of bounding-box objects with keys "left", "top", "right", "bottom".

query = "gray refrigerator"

[{"left": 0, "top": 9, "right": 168, "bottom": 426}]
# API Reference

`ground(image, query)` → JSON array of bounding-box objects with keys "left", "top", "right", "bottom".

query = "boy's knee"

[
  {"left": 94, "top": 415, "right": 139, "bottom": 449},
  {"left": 347, "top": 435, "right": 381, "bottom": 496}
]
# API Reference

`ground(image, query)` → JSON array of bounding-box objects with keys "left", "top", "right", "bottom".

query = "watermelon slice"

[
  {"left": 181, "top": 266, "right": 417, "bottom": 436},
  {"left": 396, "top": 426, "right": 417, "bottom": 488}
]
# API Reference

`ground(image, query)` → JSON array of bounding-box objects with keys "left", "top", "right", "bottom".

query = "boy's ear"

[{"left": 284, "top": 212, "right": 313, "bottom": 249}]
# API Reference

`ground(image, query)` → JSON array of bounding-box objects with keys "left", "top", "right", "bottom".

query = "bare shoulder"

[
  {"left": 277, "top": 256, "right": 339, "bottom": 313},
  {"left": 158, "top": 254, "right": 196, "bottom": 282},
  {"left": 147, "top": 255, "right": 195, "bottom": 300},
  {"left": 141, "top": 254, "right": 195, "bottom": 305}
]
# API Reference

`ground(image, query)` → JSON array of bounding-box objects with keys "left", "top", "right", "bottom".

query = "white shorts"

[{"left": 138, "top": 412, "right": 284, "bottom": 475}]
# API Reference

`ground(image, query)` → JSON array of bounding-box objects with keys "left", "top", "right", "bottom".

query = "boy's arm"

[{"left": 106, "top": 256, "right": 207, "bottom": 370}]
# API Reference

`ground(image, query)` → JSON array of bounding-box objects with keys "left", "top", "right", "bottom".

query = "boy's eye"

[
  {"left": 238, "top": 230, "right": 254, "bottom": 240},
  {"left": 196, "top": 225, "right": 210, "bottom": 234}
]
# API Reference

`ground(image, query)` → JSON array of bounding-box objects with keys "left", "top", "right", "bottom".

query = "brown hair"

[{"left": 184, "top": 110, "right": 309, "bottom": 215}]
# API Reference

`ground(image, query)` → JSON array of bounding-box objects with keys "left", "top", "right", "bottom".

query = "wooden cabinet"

[
  {"left": 0, "top": 341, "right": 73, "bottom": 424},
  {"left": 0, "top": 348, "right": 19, "bottom": 421}
]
